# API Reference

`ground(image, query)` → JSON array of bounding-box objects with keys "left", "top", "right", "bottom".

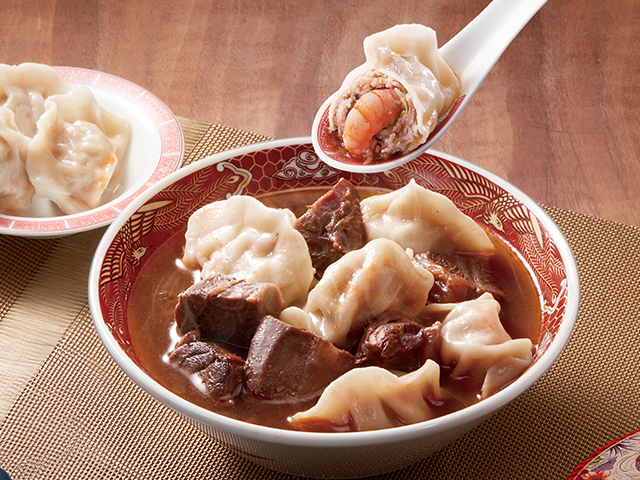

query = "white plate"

[{"left": 0, "top": 66, "right": 183, "bottom": 237}]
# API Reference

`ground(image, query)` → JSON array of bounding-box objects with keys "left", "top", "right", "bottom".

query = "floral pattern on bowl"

[{"left": 567, "top": 429, "right": 640, "bottom": 480}]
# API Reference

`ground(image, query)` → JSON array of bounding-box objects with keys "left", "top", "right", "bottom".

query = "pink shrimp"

[{"left": 342, "top": 88, "right": 404, "bottom": 160}]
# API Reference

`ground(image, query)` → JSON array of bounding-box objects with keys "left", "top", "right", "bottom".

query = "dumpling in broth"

[
  {"left": 361, "top": 179, "right": 495, "bottom": 256},
  {"left": 0, "top": 63, "right": 72, "bottom": 138},
  {"left": 439, "top": 292, "right": 534, "bottom": 398},
  {"left": 284, "top": 237, "right": 434, "bottom": 349},
  {"left": 290, "top": 359, "right": 442, "bottom": 432},
  {"left": 0, "top": 108, "right": 34, "bottom": 212},
  {"left": 182, "top": 195, "right": 314, "bottom": 306},
  {"left": 25, "top": 87, "right": 131, "bottom": 214}
]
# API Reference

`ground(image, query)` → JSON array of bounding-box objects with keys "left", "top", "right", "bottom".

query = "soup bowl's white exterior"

[{"left": 89, "top": 138, "right": 579, "bottom": 479}]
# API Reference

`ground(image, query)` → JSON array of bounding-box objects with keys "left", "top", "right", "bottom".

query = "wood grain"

[{"left": 1, "top": 0, "right": 638, "bottom": 226}]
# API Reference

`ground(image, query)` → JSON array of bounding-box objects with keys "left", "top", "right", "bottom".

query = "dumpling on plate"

[
  {"left": 25, "top": 87, "right": 131, "bottom": 214},
  {"left": 182, "top": 195, "right": 314, "bottom": 306},
  {"left": 281, "top": 237, "right": 434, "bottom": 349},
  {"left": 328, "top": 24, "right": 460, "bottom": 163},
  {"left": 290, "top": 359, "right": 442, "bottom": 432},
  {"left": 361, "top": 179, "right": 495, "bottom": 256},
  {"left": 0, "top": 108, "right": 34, "bottom": 212},
  {"left": 439, "top": 292, "right": 534, "bottom": 398},
  {"left": 0, "top": 63, "right": 72, "bottom": 138}
]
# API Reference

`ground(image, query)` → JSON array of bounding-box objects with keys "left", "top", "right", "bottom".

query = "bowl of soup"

[{"left": 88, "top": 137, "right": 579, "bottom": 478}]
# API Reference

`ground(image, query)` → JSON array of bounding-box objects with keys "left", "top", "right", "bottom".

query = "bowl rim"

[{"left": 88, "top": 136, "right": 580, "bottom": 448}]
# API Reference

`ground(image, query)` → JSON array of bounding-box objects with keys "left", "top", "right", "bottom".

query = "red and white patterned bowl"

[{"left": 88, "top": 138, "right": 579, "bottom": 478}]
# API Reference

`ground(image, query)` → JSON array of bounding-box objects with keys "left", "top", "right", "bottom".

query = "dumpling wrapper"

[
  {"left": 440, "top": 292, "right": 534, "bottom": 398},
  {"left": 182, "top": 195, "right": 314, "bottom": 306},
  {"left": 0, "top": 108, "right": 34, "bottom": 212},
  {"left": 26, "top": 87, "right": 131, "bottom": 214},
  {"left": 281, "top": 237, "right": 434, "bottom": 349},
  {"left": 0, "top": 63, "right": 72, "bottom": 138},
  {"left": 361, "top": 179, "right": 495, "bottom": 256},
  {"left": 329, "top": 24, "right": 460, "bottom": 151},
  {"left": 290, "top": 359, "right": 442, "bottom": 432}
]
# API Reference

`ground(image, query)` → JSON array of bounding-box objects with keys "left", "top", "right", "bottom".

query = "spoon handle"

[{"left": 440, "top": 0, "right": 548, "bottom": 88}]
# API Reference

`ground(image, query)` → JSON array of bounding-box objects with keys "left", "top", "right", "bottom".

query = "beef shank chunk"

[
  {"left": 295, "top": 178, "right": 367, "bottom": 279},
  {"left": 168, "top": 331, "right": 245, "bottom": 402},
  {"left": 355, "top": 312, "right": 442, "bottom": 372},
  {"left": 198, "top": 353, "right": 245, "bottom": 401},
  {"left": 168, "top": 331, "right": 219, "bottom": 372},
  {"left": 413, "top": 253, "right": 469, "bottom": 304},
  {"left": 413, "top": 252, "right": 503, "bottom": 303},
  {"left": 174, "top": 275, "right": 285, "bottom": 348},
  {"left": 245, "top": 316, "right": 355, "bottom": 403}
]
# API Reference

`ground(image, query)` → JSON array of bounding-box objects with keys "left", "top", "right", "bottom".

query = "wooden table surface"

[
  {"left": 1, "top": 0, "right": 639, "bottom": 228},
  {"left": 1, "top": 2, "right": 638, "bottom": 478}
]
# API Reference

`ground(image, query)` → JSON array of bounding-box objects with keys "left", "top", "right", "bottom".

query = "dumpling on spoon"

[
  {"left": 329, "top": 24, "right": 460, "bottom": 164},
  {"left": 26, "top": 87, "right": 131, "bottom": 214}
]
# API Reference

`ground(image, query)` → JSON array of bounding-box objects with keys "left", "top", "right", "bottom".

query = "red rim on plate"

[
  {"left": 567, "top": 429, "right": 640, "bottom": 480},
  {"left": 0, "top": 67, "right": 183, "bottom": 237}
]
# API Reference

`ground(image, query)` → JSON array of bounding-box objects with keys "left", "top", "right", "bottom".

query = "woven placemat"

[{"left": 0, "top": 119, "right": 638, "bottom": 479}]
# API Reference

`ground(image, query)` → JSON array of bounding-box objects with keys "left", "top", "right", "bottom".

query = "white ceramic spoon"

[{"left": 311, "top": 0, "right": 548, "bottom": 173}]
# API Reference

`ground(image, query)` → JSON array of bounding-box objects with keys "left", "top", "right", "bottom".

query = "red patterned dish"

[
  {"left": 567, "top": 429, "right": 640, "bottom": 480},
  {"left": 89, "top": 138, "right": 579, "bottom": 478},
  {"left": 0, "top": 67, "right": 183, "bottom": 237}
]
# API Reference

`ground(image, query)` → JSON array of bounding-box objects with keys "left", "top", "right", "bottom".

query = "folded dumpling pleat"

[
  {"left": 361, "top": 179, "right": 495, "bottom": 256},
  {"left": 0, "top": 108, "right": 34, "bottom": 212},
  {"left": 25, "top": 87, "right": 131, "bottom": 214},
  {"left": 328, "top": 24, "right": 460, "bottom": 160},
  {"left": 0, "top": 63, "right": 72, "bottom": 138},
  {"left": 290, "top": 359, "right": 442, "bottom": 432},
  {"left": 182, "top": 195, "right": 314, "bottom": 306},
  {"left": 440, "top": 292, "right": 534, "bottom": 398},
  {"left": 299, "top": 237, "right": 434, "bottom": 349},
  {"left": 359, "top": 24, "right": 459, "bottom": 136}
]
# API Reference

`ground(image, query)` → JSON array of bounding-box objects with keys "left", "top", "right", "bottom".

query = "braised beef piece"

[
  {"left": 168, "top": 331, "right": 245, "bottom": 402},
  {"left": 294, "top": 178, "right": 367, "bottom": 279},
  {"left": 244, "top": 316, "right": 355, "bottom": 403},
  {"left": 169, "top": 331, "right": 219, "bottom": 371},
  {"left": 355, "top": 312, "right": 442, "bottom": 372},
  {"left": 174, "top": 275, "right": 285, "bottom": 348},
  {"left": 413, "top": 253, "right": 469, "bottom": 304},
  {"left": 413, "top": 252, "right": 503, "bottom": 303}
]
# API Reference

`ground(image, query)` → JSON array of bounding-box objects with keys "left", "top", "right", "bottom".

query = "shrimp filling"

[
  {"left": 332, "top": 71, "right": 418, "bottom": 164},
  {"left": 343, "top": 89, "right": 404, "bottom": 159}
]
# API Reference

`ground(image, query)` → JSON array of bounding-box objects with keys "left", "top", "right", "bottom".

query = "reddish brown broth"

[{"left": 127, "top": 187, "right": 542, "bottom": 431}]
